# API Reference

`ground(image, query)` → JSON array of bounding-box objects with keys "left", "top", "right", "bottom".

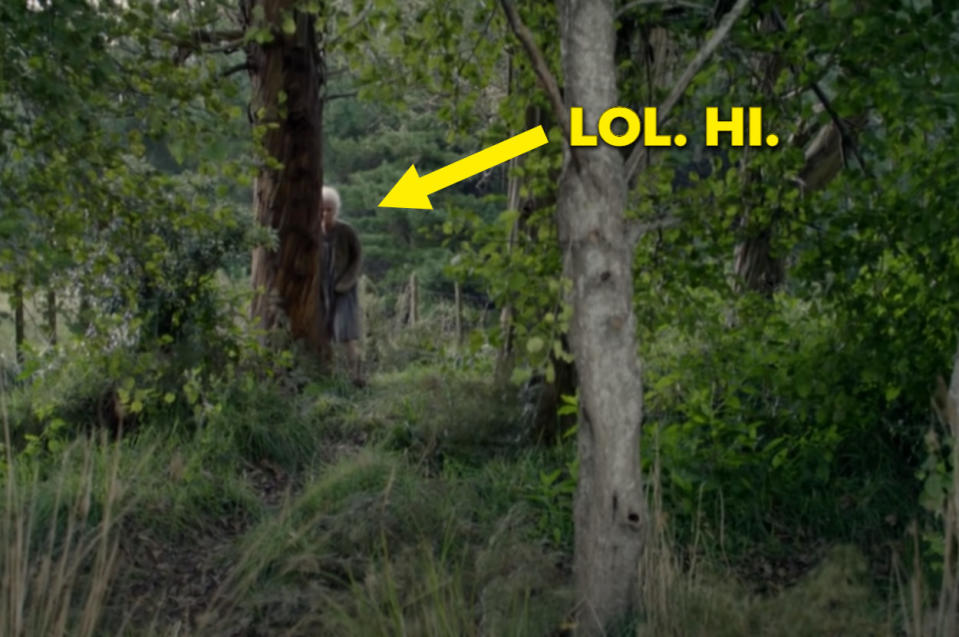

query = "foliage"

[
  {"left": 524, "top": 453, "right": 577, "bottom": 550},
  {"left": 3, "top": 0, "right": 959, "bottom": 633},
  {"left": 621, "top": 1, "right": 959, "bottom": 554},
  {"left": 324, "top": 96, "right": 501, "bottom": 300},
  {"left": 0, "top": 420, "right": 136, "bottom": 637}
]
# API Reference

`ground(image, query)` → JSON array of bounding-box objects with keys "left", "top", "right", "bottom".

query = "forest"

[{"left": 1, "top": 0, "right": 957, "bottom": 635}]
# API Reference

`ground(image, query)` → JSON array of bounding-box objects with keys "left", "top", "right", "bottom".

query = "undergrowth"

[{"left": 1, "top": 331, "right": 955, "bottom": 636}]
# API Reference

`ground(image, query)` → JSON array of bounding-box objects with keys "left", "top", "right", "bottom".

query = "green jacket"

[{"left": 322, "top": 221, "right": 362, "bottom": 294}]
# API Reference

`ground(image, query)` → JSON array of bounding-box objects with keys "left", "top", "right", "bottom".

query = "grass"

[
  {"left": 1, "top": 317, "right": 954, "bottom": 636},
  {"left": 1, "top": 380, "right": 138, "bottom": 636},
  {"left": 0, "top": 292, "right": 51, "bottom": 364},
  {"left": 198, "top": 450, "right": 571, "bottom": 636},
  {"left": 638, "top": 528, "right": 890, "bottom": 636},
  {"left": 895, "top": 373, "right": 959, "bottom": 637}
]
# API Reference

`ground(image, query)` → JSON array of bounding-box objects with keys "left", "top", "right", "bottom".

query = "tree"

[
  {"left": 1, "top": 0, "right": 258, "bottom": 426},
  {"left": 500, "top": 0, "right": 750, "bottom": 630},
  {"left": 242, "top": 0, "right": 328, "bottom": 357},
  {"left": 499, "top": 0, "right": 647, "bottom": 629}
]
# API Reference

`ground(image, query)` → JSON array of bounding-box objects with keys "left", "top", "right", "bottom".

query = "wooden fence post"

[
  {"left": 454, "top": 281, "right": 463, "bottom": 345},
  {"left": 409, "top": 272, "right": 418, "bottom": 327},
  {"left": 13, "top": 279, "right": 24, "bottom": 364},
  {"left": 46, "top": 288, "right": 56, "bottom": 346}
]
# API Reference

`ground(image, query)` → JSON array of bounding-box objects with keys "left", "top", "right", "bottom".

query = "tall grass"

[
  {"left": 1, "top": 373, "right": 136, "bottom": 637},
  {"left": 638, "top": 425, "right": 890, "bottom": 636},
  {"left": 898, "top": 371, "right": 959, "bottom": 637},
  {"left": 191, "top": 444, "right": 571, "bottom": 636}
]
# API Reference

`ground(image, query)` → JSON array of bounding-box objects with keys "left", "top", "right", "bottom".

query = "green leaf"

[
  {"left": 510, "top": 366, "right": 532, "bottom": 385},
  {"left": 526, "top": 336, "right": 544, "bottom": 354}
]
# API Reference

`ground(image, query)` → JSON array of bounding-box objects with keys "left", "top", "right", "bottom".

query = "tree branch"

[
  {"left": 498, "top": 0, "right": 569, "bottom": 142},
  {"left": 167, "top": 29, "right": 246, "bottom": 65},
  {"left": 326, "top": 0, "right": 374, "bottom": 48},
  {"left": 193, "top": 29, "right": 245, "bottom": 44},
  {"left": 323, "top": 90, "right": 357, "bottom": 102},
  {"left": 220, "top": 62, "right": 252, "bottom": 78},
  {"left": 770, "top": 9, "right": 869, "bottom": 177},
  {"left": 159, "top": 28, "right": 245, "bottom": 48},
  {"left": 326, "top": 66, "right": 351, "bottom": 79},
  {"left": 204, "top": 41, "right": 245, "bottom": 55},
  {"left": 625, "top": 0, "right": 751, "bottom": 183},
  {"left": 617, "top": 0, "right": 710, "bottom": 17},
  {"left": 627, "top": 215, "right": 681, "bottom": 244}
]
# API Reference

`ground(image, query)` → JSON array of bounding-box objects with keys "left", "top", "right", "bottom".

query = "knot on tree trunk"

[{"left": 612, "top": 491, "right": 645, "bottom": 532}]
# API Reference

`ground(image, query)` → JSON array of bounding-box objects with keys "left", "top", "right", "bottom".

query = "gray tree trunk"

[{"left": 557, "top": 0, "right": 647, "bottom": 632}]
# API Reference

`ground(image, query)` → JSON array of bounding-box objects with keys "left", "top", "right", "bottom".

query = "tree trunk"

[
  {"left": 531, "top": 335, "right": 577, "bottom": 444},
  {"left": 558, "top": 0, "right": 647, "bottom": 632},
  {"left": 733, "top": 226, "right": 784, "bottom": 296},
  {"left": 733, "top": 118, "right": 849, "bottom": 296},
  {"left": 46, "top": 288, "right": 56, "bottom": 346},
  {"left": 733, "top": 13, "right": 786, "bottom": 297},
  {"left": 13, "top": 279, "right": 24, "bottom": 365},
  {"left": 496, "top": 96, "right": 543, "bottom": 381},
  {"left": 243, "top": 0, "right": 328, "bottom": 358}
]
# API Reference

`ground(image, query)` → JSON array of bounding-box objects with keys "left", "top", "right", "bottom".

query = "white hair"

[{"left": 322, "top": 185, "right": 341, "bottom": 219}]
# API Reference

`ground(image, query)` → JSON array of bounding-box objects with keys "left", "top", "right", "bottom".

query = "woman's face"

[{"left": 321, "top": 201, "right": 336, "bottom": 227}]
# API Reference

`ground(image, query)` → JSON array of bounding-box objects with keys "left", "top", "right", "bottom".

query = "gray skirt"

[{"left": 330, "top": 286, "right": 360, "bottom": 343}]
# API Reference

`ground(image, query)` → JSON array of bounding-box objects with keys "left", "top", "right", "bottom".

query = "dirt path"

[{"left": 109, "top": 461, "right": 293, "bottom": 633}]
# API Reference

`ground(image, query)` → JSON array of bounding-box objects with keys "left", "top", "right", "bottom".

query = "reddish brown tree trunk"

[{"left": 243, "top": 0, "right": 328, "bottom": 357}]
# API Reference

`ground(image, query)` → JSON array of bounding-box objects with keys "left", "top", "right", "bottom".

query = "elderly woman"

[{"left": 319, "top": 185, "right": 364, "bottom": 386}]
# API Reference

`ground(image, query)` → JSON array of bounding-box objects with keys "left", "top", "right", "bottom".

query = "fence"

[{"left": 359, "top": 271, "right": 495, "bottom": 366}]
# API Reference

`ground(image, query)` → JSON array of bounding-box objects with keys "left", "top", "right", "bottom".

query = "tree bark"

[
  {"left": 733, "top": 13, "right": 786, "bottom": 297},
  {"left": 557, "top": 0, "right": 647, "bottom": 632},
  {"left": 243, "top": 0, "right": 328, "bottom": 357},
  {"left": 13, "top": 279, "right": 24, "bottom": 365},
  {"left": 500, "top": 0, "right": 750, "bottom": 629},
  {"left": 46, "top": 288, "right": 56, "bottom": 346},
  {"left": 531, "top": 335, "right": 577, "bottom": 444}
]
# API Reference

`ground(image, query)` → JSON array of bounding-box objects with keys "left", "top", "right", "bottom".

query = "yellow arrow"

[{"left": 378, "top": 125, "right": 549, "bottom": 210}]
